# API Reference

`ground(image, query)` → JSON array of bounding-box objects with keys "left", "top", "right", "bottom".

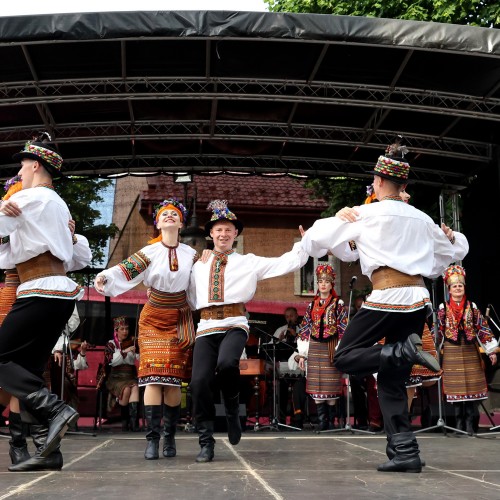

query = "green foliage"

[
  {"left": 54, "top": 177, "right": 119, "bottom": 272},
  {"left": 265, "top": 0, "right": 500, "bottom": 27}
]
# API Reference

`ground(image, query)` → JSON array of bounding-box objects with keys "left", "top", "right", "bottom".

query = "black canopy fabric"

[{"left": 0, "top": 10, "right": 499, "bottom": 187}]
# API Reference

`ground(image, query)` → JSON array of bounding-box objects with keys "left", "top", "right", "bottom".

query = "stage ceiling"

[{"left": 0, "top": 10, "right": 499, "bottom": 189}]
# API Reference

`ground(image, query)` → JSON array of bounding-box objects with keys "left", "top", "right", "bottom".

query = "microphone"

[
  {"left": 349, "top": 276, "right": 357, "bottom": 288},
  {"left": 485, "top": 306, "right": 491, "bottom": 319}
]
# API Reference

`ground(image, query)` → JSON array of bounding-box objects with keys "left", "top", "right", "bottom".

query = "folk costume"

[
  {"left": 0, "top": 135, "right": 92, "bottom": 472},
  {"left": 103, "top": 316, "right": 140, "bottom": 431},
  {"left": 293, "top": 264, "right": 348, "bottom": 430},
  {"left": 437, "top": 265, "right": 497, "bottom": 435},
  {"left": 95, "top": 198, "right": 197, "bottom": 457},
  {"left": 189, "top": 200, "right": 308, "bottom": 462},
  {"left": 301, "top": 141, "right": 469, "bottom": 473}
]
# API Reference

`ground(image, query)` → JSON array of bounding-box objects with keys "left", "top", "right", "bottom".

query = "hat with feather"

[
  {"left": 369, "top": 136, "right": 410, "bottom": 185},
  {"left": 204, "top": 199, "right": 243, "bottom": 236},
  {"left": 12, "top": 132, "right": 63, "bottom": 178}
]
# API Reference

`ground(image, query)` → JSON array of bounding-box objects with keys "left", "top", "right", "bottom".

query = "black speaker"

[{"left": 214, "top": 404, "right": 247, "bottom": 432}]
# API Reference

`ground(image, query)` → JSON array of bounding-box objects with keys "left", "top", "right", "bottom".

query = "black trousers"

[
  {"left": 334, "top": 307, "right": 426, "bottom": 436},
  {"left": 190, "top": 328, "right": 248, "bottom": 423},
  {"left": 0, "top": 297, "right": 75, "bottom": 399}
]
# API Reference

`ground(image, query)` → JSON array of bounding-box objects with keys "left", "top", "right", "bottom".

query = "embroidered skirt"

[
  {"left": 0, "top": 271, "right": 19, "bottom": 326},
  {"left": 306, "top": 337, "right": 343, "bottom": 400},
  {"left": 406, "top": 324, "right": 442, "bottom": 387},
  {"left": 137, "top": 289, "right": 194, "bottom": 387},
  {"left": 106, "top": 365, "right": 138, "bottom": 400},
  {"left": 442, "top": 341, "right": 488, "bottom": 402}
]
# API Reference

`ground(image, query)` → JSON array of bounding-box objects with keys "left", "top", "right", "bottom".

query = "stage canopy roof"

[{"left": 0, "top": 10, "right": 499, "bottom": 189}]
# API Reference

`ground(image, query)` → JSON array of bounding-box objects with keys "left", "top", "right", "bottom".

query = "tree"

[
  {"left": 55, "top": 177, "right": 119, "bottom": 273},
  {"left": 265, "top": 0, "right": 500, "bottom": 27}
]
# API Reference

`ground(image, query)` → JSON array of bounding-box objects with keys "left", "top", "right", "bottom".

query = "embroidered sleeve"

[
  {"left": 337, "top": 300, "right": 348, "bottom": 340},
  {"left": 472, "top": 303, "right": 496, "bottom": 345},
  {"left": 118, "top": 250, "right": 151, "bottom": 281}
]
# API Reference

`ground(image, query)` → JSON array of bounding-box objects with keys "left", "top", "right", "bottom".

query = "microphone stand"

[
  {"left": 320, "top": 279, "right": 375, "bottom": 435},
  {"left": 254, "top": 327, "right": 301, "bottom": 432},
  {"left": 414, "top": 279, "right": 468, "bottom": 436}
]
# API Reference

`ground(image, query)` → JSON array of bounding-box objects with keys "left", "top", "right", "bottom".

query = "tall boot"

[
  {"left": 128, "top": 402, "right": 139, "bottom": 432},
  {"left": 23, "top": 386, "right": 79, "bottom": 458},
  {"left": 195, "top": 421, "right": 215, "bottom": 463},
  {"left": 453, "top": 403, "right": 465, "bottom": 434},
  {"left": 386, "top": 434, "right": 426, "bottom": 467},
  {"left": 223, "top": 394, "right": 242, "bottom": 446},
  {"left": 8, "top": 412, "right": 31, "bottom": 465},
  {"left": 163, "top": 404, "right": 180, "bottom": 458},
  {"left": 464, "top": 401, "right": 477, "bottom": 436},
  {"left": 8, "top": 423, "right": 63, "bottom": 472},
  {"left": 380, "top": 334, "right": 440, "bottom": 373},
  {"left": 316, "top": 402, "right": 329, "bottom": 431},
  {"left": 327, "top": 404, "right": 337, "bottom": 430},
  {"left": 377, "top": 431, "right": 421, "bottom": 473},
  {"left": 120, "top": 405, "right": 130, "bottom": 432},
  {"left": 144, "top": 405, "right": 162, "bottom": 460}
]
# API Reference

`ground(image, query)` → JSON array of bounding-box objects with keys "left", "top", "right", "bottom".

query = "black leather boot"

[
  {"left": 8, "top": 423, "right": 63, "bottom": 472},
  {"left": 464, "top": 401, "right": 477, "bottom": 436},
  {"left": 8, "top": 412, "right": 31, "bottom": 465},
  {"left": 163, "top": 404, "right": 180, "bottom": 458},
  {"left": 120, "top": 405, "right": 129, "bottom": 432},
  {"left": 223, "top": 394, "right": 242, "bottom": 445},
  {"left": 24, "top": 386, "right": 79, "bottom": 458},
  {"left": 453, "top": 403, "right": 465, "bottom": 434},
  {"left": 327, "top": 404, "right": 337, "bottom": 430},
  {"left": 128, "top": 402, "right": 139, "bottom": 432},
  {"left": 386, "top": 434, "right": 426, "bottom": 467},
  {"left": 316, "top": 402, "right": 329, "bottom": 431},
  {"left": 144, "top": 405, "right": 162, "bottom": 460},
  {"left": 380, "top": 334, "right": 440, "bottom": 373},
  {"left": 195, "top": 421, "right": 215, "bottom": 463},
  {"left": 378, "top": 431, "right": 422, "bottom": 473}
]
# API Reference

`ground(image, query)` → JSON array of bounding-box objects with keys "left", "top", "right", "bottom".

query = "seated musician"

[{"left": 104, "top": 316, "right": 141, "bottom": 432}]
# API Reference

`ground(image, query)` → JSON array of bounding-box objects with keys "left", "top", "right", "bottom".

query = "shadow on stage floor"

[{"left": 2, "top": 424, "right": 500, "bottom": 500}]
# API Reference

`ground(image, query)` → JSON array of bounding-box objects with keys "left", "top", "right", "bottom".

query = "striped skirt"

[
  {"left": 442, "top": 341, "right": 488, "bottom": 402},
  {"left": 306, "top": 337, "right": 343, "bottom": 400},
  {"left": 137, "top": 289, "right": 194, "bottom": 387}
]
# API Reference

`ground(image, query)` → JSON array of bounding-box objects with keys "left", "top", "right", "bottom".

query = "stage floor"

[{"left": 2, "top": 426, "right": 500, "bottom": 500}]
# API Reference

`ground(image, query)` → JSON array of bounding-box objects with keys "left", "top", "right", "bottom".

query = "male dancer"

[
  {"left": 189, "top": 200, "right": 308, "bottom": 462},
  {"left": 0, "top": 134, "right": 91, "bottom": 471},
  {"left": 301, "top": 141, "right": 468, "bottom": 473}
]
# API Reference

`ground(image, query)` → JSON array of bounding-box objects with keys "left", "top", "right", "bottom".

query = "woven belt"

[
  {"left": 16, "top": 251, "right": 66, "bottom": 284},
  {"left": 371, "top": 266, "right": 425, "bottom": 290},
  {"left": 200, "top": 303, "right": 246, "bottom": 320}
]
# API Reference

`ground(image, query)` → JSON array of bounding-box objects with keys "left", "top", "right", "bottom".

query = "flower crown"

[
  {"left": 113, "top": 316, "right": 128, "bottom": 330},
  {"left": 152, "top": 198, "right": 188, "bottom": 226}
]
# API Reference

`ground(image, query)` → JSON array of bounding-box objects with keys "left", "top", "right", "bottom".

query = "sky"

[{"left": 1, "top": 0, "right": 268, "bottom": 16}]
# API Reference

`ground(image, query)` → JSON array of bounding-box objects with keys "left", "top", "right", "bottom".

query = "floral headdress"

[
  {"left": 316, "top": 264, "right": 336, "bottom": 283},
  {"left": 3, "top": 175, "right": 22, "bottom": 200},
  {"left": 443, "top": 265, "right": 466, "bottom": 287},
  {"left": 152, "top": 198, "right": 188, "bottom": 226}
]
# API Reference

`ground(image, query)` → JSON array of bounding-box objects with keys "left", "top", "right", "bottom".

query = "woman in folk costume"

[
  {"left": 437, "top": 265, "right": 497, "bottom": 435},
  {"left": 292, "top": 264, "right": 348, "bottom": 430},
  {"left": 95, "top": 198, "right": 198, "bottom": 459},
  {"left": 103, "top": 316, "right": 140, "bottom": 432}
]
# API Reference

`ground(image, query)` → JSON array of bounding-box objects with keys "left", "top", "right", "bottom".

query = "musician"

[
  {"left": 95, "top": 198, "right": 197, "bottom": 459},
  {"left": 302, "top": 140, "right": 469, "bottom": 473},
  {"left": 273, "top": 307, "right": 307, "bottom": 428},
  {"left": 291, "top": 264, "right": 348, "bottom": 430},
  {"left": 438, "top": 265, "right": 498, "bottom": 435},
  {"left": 189, "top": 200, "right": 308, "bottom": 463},
  {"left": 103, "top": 317, "right": 140, "bottom": 433}
]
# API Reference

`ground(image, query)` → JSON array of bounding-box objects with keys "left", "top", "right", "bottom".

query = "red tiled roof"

[{"left": 140, "top": 175, "right": 327, "bottom": 211}]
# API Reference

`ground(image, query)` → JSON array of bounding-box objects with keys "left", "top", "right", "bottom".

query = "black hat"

[
  {"left": 368, "top": 140, "right": 410, "bottom": 185},
  {"left": 204, "top": 200, "right": 244, "bottom": 236},
  {"left": 12, "top": 133, "right": 63, "bottom": 178}
]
